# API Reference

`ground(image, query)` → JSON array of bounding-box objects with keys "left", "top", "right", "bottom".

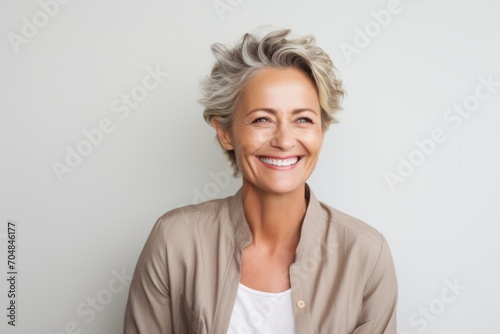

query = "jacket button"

[{"left": 296, "top": 300, "right": 306, "bottom": 308}]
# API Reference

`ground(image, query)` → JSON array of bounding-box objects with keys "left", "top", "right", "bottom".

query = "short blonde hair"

[{"left": 199, "top": 28, "right": 345, "bottom": 175}]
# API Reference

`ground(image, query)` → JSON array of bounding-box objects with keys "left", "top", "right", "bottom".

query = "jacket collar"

[{"left": 228, "top": 183, "right": 326, "bottom": 258}]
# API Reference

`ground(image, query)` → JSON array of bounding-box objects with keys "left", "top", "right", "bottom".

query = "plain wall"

[{"left": 1, "top": 0, "right": 499, "bottom": 333}]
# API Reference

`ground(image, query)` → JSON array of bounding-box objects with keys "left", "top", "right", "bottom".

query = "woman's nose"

[{"left": 270, "top": 124, "right": 296, "bottom": 151}]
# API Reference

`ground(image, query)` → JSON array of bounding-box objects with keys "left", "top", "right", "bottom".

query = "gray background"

[{"left": 1, "top": 0, "right": 499, "bottom": 333}]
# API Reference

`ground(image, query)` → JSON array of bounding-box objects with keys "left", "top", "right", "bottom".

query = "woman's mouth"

[{"left": 258, "top": 156, "right": 301, "bottom": 167}]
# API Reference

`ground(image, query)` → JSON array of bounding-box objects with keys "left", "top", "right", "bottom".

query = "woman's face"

[{"left": 214, "top": 67, "right": 324, "bottom": 195}]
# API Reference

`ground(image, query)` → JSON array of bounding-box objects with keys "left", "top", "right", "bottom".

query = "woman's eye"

[
  {"left": 297, "top": 117, "right": 313, "bottom": 123},
  {"left": 252, "top": 117, "right": 269, "bottom": 123}
]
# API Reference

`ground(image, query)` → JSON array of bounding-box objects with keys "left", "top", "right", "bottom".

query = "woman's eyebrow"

[
  {"left": 247, "top": 108, "right": 275, "bottom": 115},
  {"left": 246, "top": 108, "right": 319, "bottom": 115},
  {"left": 291, "top": 108, "right": 319, "bottom": 115}
]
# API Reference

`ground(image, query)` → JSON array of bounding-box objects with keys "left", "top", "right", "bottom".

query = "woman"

[{"left": 124, "top": 28, "right": 397, "bottom": 334}]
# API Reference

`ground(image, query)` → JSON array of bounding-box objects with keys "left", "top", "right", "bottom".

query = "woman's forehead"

[{"left": 239, "top": 67, "right": 320, "bottom": 111}]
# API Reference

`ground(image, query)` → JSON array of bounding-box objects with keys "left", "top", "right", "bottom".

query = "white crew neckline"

[{"left": 238, "top": 283, "right": 292, "bottom": 297}]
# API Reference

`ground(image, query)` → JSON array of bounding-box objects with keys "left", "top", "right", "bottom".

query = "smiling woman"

[
  {"left": 214, "top": 67, "right": 324, "bottom": 196},
  {"left": 123, "top": 28, "right": 398, "bottom": 334}
]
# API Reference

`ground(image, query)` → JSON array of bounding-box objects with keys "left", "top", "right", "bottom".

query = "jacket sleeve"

[
  {"left": 123, "top": 219, "right": 172, "bottom": 333},
  {"left": 361, "top": 236, "right": 398, "bottom": 334}
]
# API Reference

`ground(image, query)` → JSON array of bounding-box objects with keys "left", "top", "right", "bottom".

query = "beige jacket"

[{"left": 124, "top": 185, "right": 397, "bottom": 333}]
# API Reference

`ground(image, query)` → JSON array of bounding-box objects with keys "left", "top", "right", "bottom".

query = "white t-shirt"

[{"left": 227, "top": 283, "right": 295, "bottom": 334}]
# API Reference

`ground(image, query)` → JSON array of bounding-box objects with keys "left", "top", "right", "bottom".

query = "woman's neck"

[{"left": 241, "top": 180, "right": 307, "bottom": 251}]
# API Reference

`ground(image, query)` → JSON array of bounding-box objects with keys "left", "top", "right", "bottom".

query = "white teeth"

[{"left": 259, "top": 157, "right": 299, "bottom": 167}]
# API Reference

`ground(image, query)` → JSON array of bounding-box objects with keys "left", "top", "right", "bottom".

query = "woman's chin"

[{"left": 245, "top": 177, "right": 305, "bottom": 195}]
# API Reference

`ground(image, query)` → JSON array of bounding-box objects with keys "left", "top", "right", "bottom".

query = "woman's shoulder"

[
  {"left": 316, "top": 201, "right": 394, "bottom": 275},
  {"left": 152, "top": 195, "right": 234, "bottom": 234},
  {"left": 319, "top": 201, "right": 387, "bottom": 247},
  {"left": 134, "top": 196, "right": 238, "bottom": 279}
]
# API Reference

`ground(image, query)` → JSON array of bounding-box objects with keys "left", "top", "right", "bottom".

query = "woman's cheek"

[
  {"left": 297, "top": 128, "right": 322, "bottom": 143},
  {"left": 242, "top": 128, "right": 272, "bottom": 147}
]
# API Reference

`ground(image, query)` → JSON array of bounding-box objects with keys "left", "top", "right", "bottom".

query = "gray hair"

[{"left": 199, "top": 28, "right": 345, "bottom": 175}]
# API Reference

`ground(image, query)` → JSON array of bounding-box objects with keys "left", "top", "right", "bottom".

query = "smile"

[{"left": 258, "top": 156, "right": 301, "bottom": 167}]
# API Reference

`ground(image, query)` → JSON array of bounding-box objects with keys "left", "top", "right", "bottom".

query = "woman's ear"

[{"left": 211, "top": 118, "right": 234, "bottom": 151}]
